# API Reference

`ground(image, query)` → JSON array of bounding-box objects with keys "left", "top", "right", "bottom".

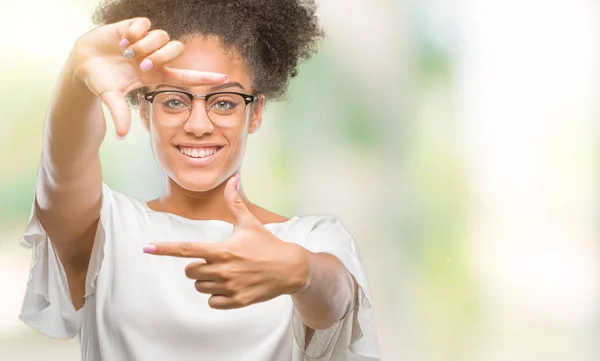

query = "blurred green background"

[{"left": 1, "top": 0, "right": 599, "bottom": 360}]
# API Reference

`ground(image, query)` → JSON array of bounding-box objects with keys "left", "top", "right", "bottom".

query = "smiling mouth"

[{"left": 177, "top": 146, "right": 223, "bottom": 159}]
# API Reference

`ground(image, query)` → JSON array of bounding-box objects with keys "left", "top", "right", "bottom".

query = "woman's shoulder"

[
  {"left": 291, "top": 213, "right": 347, "bottom": 228},
  {"left": 279, "top": 213, "right": 351, "bottom": 241},
  {"left": 100, "top": 183, "right": 151, "bottom": 216},
  {"left": 250, "top": 204, "right": 344, "bottom": 229},
  {"left": 250, "top": 205, "right": 289, "bottom": 225},
  {"left": 102, "top": 183, "right": 145, "bottom": 202}
]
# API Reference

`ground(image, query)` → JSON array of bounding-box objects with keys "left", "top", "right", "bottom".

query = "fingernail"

[
  {"left": 234, "top": 174, "right": 240, "bottom": 190},
  {"left": 140, "top": 59, "right": 153, "bottom": 72},
  {"left": 116, "top": 132, "right": 126, "bottom": 140},
  {"left": 223, "top": 75, "right": 229, "bottom": 83},
  {"left": 143, "top": 244, "right": 156, "bottom": 253},
  {"left": 122, "top": 47, "right": 135, "bottom": 59},
  {"left": 119, "top": 38, "right": 129, "bottom": 48}
]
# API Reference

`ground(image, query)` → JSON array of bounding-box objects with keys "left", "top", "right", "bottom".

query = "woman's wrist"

[{"left": 63, "top": 53, "right": 97, "bottom": 101}]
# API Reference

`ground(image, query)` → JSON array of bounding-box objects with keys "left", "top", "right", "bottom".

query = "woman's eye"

[
  {"left": 213, "top": 101, "right": 234, "bottom": 110},
  {"left": 165, "top": 99, "right": 186, "bottom": 108}
]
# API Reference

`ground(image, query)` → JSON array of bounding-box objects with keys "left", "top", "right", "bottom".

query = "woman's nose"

[{"left": 183, "top": 106, "right": 214, "bottom": 137}]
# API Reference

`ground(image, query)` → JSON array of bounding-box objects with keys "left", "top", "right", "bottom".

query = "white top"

[{"left": 19, "top": 184, "right": 380, "bottom": 360}]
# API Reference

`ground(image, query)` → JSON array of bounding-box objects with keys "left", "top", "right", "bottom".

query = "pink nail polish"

[
  {"left": 140, "top": 59, "right": 153, "bottom": 72},
  {"left": 119, "top": 38, "right": 129, "bottom": 48},
  {"left": 234, "top": 174, "right": 240, "bottom": 190},
  {"left": 143, "top": 244, "right": 156, "bottom": 253}
]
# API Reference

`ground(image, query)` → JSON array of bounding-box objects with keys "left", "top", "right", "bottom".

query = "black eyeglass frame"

[{"left": 142, "top": 90, "right": 260, "bottom": 127}]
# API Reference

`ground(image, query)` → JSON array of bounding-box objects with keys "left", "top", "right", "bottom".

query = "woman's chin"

[{"left": 170, "top": 173, "right": 225, "bottom": 193}]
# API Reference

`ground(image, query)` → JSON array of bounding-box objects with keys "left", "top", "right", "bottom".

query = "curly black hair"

[{"left": 92, "top": 0, "right": 324, "bottom": 103}]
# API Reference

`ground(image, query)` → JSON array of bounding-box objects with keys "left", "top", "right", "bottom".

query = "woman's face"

[{"left": 140, "top": 36, "right": 264, "bottom": 193}]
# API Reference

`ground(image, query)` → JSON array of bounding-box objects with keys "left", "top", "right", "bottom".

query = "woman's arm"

[
  {"left": 291, "top": 251, "right": 357, "bottom": 330},
  {"left": 35, "top": 56, "right": 107, "bottom": 310},
  {"left": 36, "top": 17, "right": 228, "bottom": 309}
]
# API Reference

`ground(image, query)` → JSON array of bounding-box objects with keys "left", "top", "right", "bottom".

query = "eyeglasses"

[{"left": 142, "top": 90, "right": 259, "bottom": 127}]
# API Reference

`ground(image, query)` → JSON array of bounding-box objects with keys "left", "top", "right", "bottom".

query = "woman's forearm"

[
  {"left": 291, "top": 251, "right": 357, "bottom": 330},
  {"left": 36, "top": 54, "right": 107, "bottom": 272},
  {"left": 42, "top": 55, "right": 106, "bottom": 182}
]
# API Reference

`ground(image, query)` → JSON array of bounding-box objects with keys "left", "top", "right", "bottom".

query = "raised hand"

[
  {"left": 70, "top": 17, "right": 228, "bottom": 138},
  {"left": 143, "top": 175, "right": 310, "bottom": 309}
]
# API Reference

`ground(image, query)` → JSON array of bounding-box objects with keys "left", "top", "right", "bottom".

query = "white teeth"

[{"left": 179, "top": 146, "right": 219, "bottom": 159}]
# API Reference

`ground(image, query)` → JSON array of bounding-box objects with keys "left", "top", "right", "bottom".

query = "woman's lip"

[{"left": 175, "top": 144, "right": 225, "bottom": 148}]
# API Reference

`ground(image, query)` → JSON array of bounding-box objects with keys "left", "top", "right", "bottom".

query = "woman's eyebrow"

[
  {"left": 154, "top": 84, "right": 188, "bottom": 91},
  {"left": 210, "top": 81, "right": 246, "bottom": 92}
]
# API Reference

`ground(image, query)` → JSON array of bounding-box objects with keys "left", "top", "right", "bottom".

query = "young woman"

[{"left": 19, "top": 0, "right": 379, "bottom": 360}]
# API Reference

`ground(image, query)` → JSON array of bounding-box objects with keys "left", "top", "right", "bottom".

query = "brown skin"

[
  {"left": 142, "top": 35, "right": 356, "bottom": 330},
  {"left": 139, "top": 35, "right": 278, "bottom": 224},
  {"left": 36, "top": 18, "right": 354, "bottom": 338}
]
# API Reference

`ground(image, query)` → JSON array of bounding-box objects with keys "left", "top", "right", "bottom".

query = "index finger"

[
  {"left": 143, "top": 242, "right": 222, "bottom": 260},
  {"left": 161, "top": 67, "right": 229, "bottom": 87}
]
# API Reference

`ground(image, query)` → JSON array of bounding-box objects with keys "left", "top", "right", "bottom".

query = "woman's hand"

[
  {"left": 143, "top": 176, "right": 311, "bottom": 309},
  {"left": 70, "top": 17, "right": 228, "bottom": 138}
]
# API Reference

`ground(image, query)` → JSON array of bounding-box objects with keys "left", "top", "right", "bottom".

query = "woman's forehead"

[
  {"left": 169, "top": 37, "right": 249, "bottom": 76},
  {"left": 147, "top": 81, "right": 249, "bottom": 94},
  {"left": 159, "top": 36, "right": 253, "bottom": 93}
]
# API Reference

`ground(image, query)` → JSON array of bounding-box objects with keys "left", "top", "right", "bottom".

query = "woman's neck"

[{"left": 147, "top": 176, "right": 249, "bottom": 223}]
